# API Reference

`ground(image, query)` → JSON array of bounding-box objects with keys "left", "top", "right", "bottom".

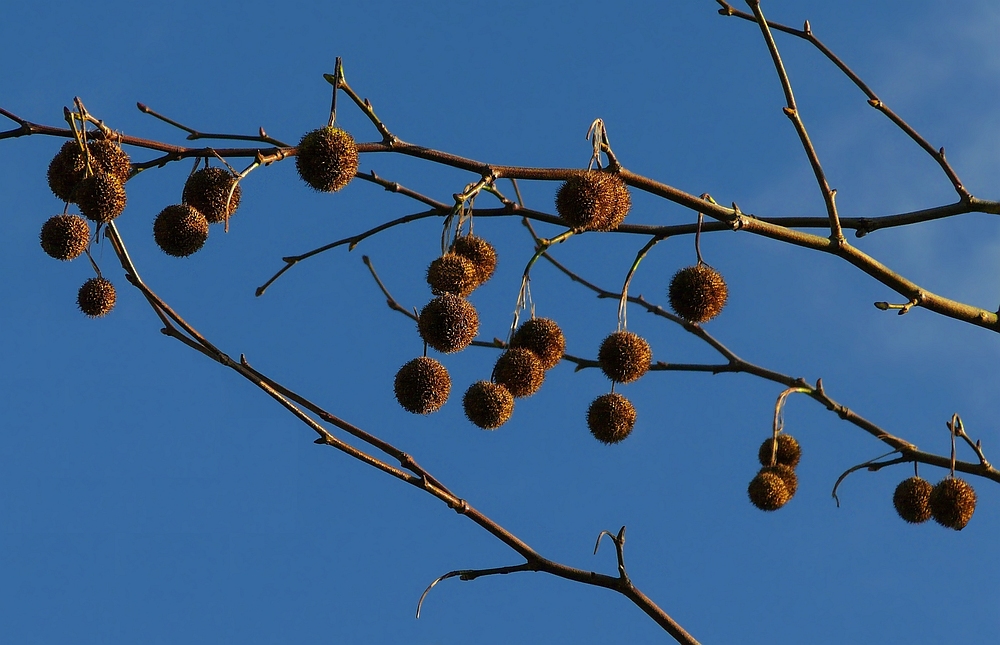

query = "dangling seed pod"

[
  {"left": 748, "top": 469, "right": 791, "bottom": 511},
  {"left": 492, "top": 348, "right": 545, "bottom": 398},
  {"left": 555, "top": 170, "right": 631, "bottom": 231},
  {"left": 153, "top": 205, "right": 209, "bottom": 257},
  {"left": 418, "top": 294, "right": 479, "bottom": 353},
  {"left": 47, "top": 139, "right": 131, "bottom": 202},
  {"left": 760, "top": 464, "right": 798, "bottom": 498},
  {"left": 393, "top": 357, "right": 451, "bottom": 415},
  {"left": 75, "top": 173, "right": 126, "bottom": 223},
  {"left": 295, "top": 126, "right": 359, "bottom": 192},
  {"left": 450, "top": 235, "right": 497, "bottom": 286},
  {"left": 893, "top": 476, "right": 933, "bottom": 524},
  {"left": 77, "top": 277, "right": 116, "bottom": 317},
  {"left": 757, "top": 434, "right": 802, "bottom": 469},
  {"left": 668, "top": 264, "right": 729, "bottom": 324},
  {"left": 598, "top": 331, "right": 651, "bottom": 384},
  {"left": 182, "top": 167, "right": 242, "bottom": 224},
  {"left": 426, "top": 253, "right": 478, "bottom": 297},
  {"left": 510, "top": 318, "right": 565, "bottom": 371},
  {"left": 587, "top": 392, "right": 636, "bottom": 444},
  {"left": 463, "top": 381, "right": 514, "bottom": 430},
  {"left": 40, "top": 214, "right": 90, "bottom": 261},
  {"left": 929, "top": 477, "right": 977, "bottom": 530}
]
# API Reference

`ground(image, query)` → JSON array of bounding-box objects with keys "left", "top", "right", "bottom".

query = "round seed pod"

[
  {"left": 893, "top": 476, "right": 933, "bottom": 524},
  {"left": 418, "top": 294, "right": 479, "bottom": 353},
  {"left": 598, "top": 331, "right": 651, "bottom": 384},
  {"left": 929, "top": 477, "right": 977, "bottom": 530},
  {"left": 40, "top": 214, "right": 90, "bottom": 261},
  {"left": 555, "top": 170, "right": 631, "bottom": 231},
  {"left": 153, "top": 205, "right": 209, "bottom": 257},
  {"left": 393, "top": 357, "right": 451, "bottom": 415},
  {"left": 47, "top": 139, "right": 131, "bottom": 203},
  {"left": 761, "top": 464, "right": 798, "bottom": 498},
  {"left": 295, "top": 126, "right": 359, "bottom": 192},
  {"left": 77, "top": 277, "right": 116, "bottom": 317},
  {"left": 510, "top": 318, "right": 565, "bottom": 371},
  {"left": 587, "top": 392, "right": 636, "bottom": 444},
  {"left": 492, "top": 348, "right": 545, "bottom": 398},
  {"left": 757, "top": 434, "right": 802, "bottom": 469},
  {"left": 427, "top": 253, "right": 478, "bottom": 297},
  {"left": 75, "top": 173, "right": 126, "bottom": 223},
  {"left": 450, "top": 235, "right": 497, "bottom": 286},
  {"left": 748, "top": 469, "right": 791, "bottom": 511},
  {"left": 182, "top": 167, "right": 242, "bottom": 224},
  {"left": 463, "top": 381, "right": 514, "bottom": 430},
  {"left": 668, "top": 264, "right": 729, "bottom": 324}
]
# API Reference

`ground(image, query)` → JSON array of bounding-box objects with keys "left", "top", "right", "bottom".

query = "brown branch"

[{"left": 136, "top": 102, "right": 290, "bottom": 147}]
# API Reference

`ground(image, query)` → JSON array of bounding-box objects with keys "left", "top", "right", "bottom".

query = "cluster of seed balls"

[
  {"left": 748, "top": 435, "right": 802, "bottom": 511},
  {"left": 893, "top": 475, "right": 977, "bottom": 530}
]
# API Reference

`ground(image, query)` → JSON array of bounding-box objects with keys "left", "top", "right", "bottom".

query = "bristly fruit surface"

[
  {"left": 668, "top": 264, "right": 728, "bottom": 324},
  {"left": 509, "top": 318, "right": 565, "bottom": 371},
  {"left": 555, "top": 170, "right": 631, "bottom": 231},
  {"left": 492, "top": 348, "right": 545, "bottom": 398},
  {"left": 77, "top": 277, "right": 116, "bottom": 318},
  {"left": 929, "top": 477, "right": 976, "bottom": 530},
  {"left": 463, "top": 381, "right": 514, "bottom": 430},
  {"left": 153, "top": 205, "right": 209, "bottom": 257},
  {"left": 450, "top": 235, "right": 497, "bottom": 286},
  {"left": 75, "top": 173, "right": 126, "bottom": 223},
  {"left": 598, "top": 331, "right": 651, "bottom": 384},
  {"left": 183, "top": 167, "right": 242, "bottom": 224},
  {"left": 587, "top": 392, "right": 636, "bottom": 444},
  {"left": 748, "top": 469, "right": 791, "bottom": 511},
  {"left": 757, "top": 434, "right": 801, "bottom": 469},
  {"left": 393, "top": 357, "right": 451, "bottom": 415},
  {"left": 417, "top": 294, "right": 479, "bottom": 354},
  {"left": 295, "top": 126, "right": 359, "bottom": 192},
  {"left": 426, "top": 253, "right": 478, "bottom": 297},
  {"left": 40, "top": 214, "right": 90, "bottom": 261},
  {"left": 893, "top": 476, "right": 933, "bottom": 524}
]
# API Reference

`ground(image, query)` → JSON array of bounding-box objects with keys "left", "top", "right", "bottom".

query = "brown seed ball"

[
  {"left": 182, "top": 167, "right": 242, "bottom": 224},
  {"left": 393, "top": 357, "right": 451, "bottom": 415},
  {"left": 757, "top": 434, "right": 802, "bottom": 469},
  {"left": 427, "top": 253, "right": 479, "bottom": 297},
  {"left": 598, "top": 331, "right": 651, "bottom": 384},
  {"left": 587, "top": 393, "right": 637, "bottom": 444},
  {"left": 492, "top": 348, "right": 545, "bottom": 398},
  {"left": 761, "top": 464, "right": 798, "bottom": 498},
  {"left": 40, "top": 214, "right": 90, "bottom": 261},
  {"left": 77, "top": 277, "right": 116, "bottom": 317},
  {"left": 748, "top": 469, "right": 791, "bottom": 511},
  {"left": 450, "top": 235, "right": 497, "bottom": 286},
  {"left": 555, "top": 171, "right": 631, "bottom": 231},
  {"left": 75, "top": 173, "right": 126, "bottom": 223},
  {"left": 47, "top": 139, "right": 131, "bottom": 203},
  {"left": 463, "top": 381, "right": 515, "bottom": 430},
  {"left": 893, "top": 477, "right": 933, "bottom": 524},
  {"left": 929, "top": 477, "right": 977, "bottom": 530},
  {"left": 418, "top": 294, "right": 479, "bottom": 354},
  {"left": 153, "top": 205, "right": 209, "bottom": 257},
  {"left": 295, "top": 126, "right": 359, "bottom": 192},
  {"left": 510, "top": 318, "right": 565, "bottom": 371},
  {"left": 668, "top": 264, "right": 729, "bottom": 324}
]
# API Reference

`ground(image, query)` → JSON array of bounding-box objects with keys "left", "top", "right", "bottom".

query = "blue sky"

[{"left": 2, "top": 1, "right": 999, "bottom": 643}]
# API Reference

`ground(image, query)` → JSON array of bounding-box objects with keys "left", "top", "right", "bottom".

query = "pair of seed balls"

[
  {"left": 748, "top": 434, "right": 802, "bottom": 511},
  {"left": 893, "top": 475, "right": 977, "bottom": 530},
  {"left": 39, "top": 215, "right": 116, "bottom": 318},
  {"left": 153, "top": 167, "right": 244, "bottom": 258},
  {"left": 584, "top": 331, "right": 652, "bottom": 445},
  {"left": 47, "top": 138, "right": 131, "bottom": 223},
  {"left": 427, "top": 235, "right": 498, "bottom": 298}
]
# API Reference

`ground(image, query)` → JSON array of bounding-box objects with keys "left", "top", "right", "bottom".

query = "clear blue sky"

[{"left": 2, "top": 1, "right": 998, "bottom": 643}]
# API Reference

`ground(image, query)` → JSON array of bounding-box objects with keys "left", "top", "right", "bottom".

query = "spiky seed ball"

[
  {"left": 450, "top": 235, "right": 497, "bottom": 286},
  {"left": 40, "top": 214, "right": 90, "bottom": 261},
  {"left": 463, "top": 381, "right": 514, "bottom": 430},
  {"left": 393, "top": 357, "right": 451, "bottom": 415},
  {"left": 492, "top": 348, "right": 545, "bottom": 398},
  {"left": 427, "top": 253, "right": 479, "bottom": 297},
  {"left": 893, "top": 477, "right": 933, "bottom": 524},
  {"left": 182, "top": 167, "right": 242, "bottom": 224},
  {"left": 929, "top": 477, "right": 977, "bottom": 530},
  {"left": 77, "top": 277, "right": 116, "bottom": 317},
  {"left": 748, "top": 469, "right": 791, "bottom": 511},
  {"left": 295, "top": 126, "right": 359, "bottom": 192},
  {"left": 75, "top": 173, "right": 126, "bottom": 223},
  {"left": 598, "top": 331, "right": 652, "bottom": 384},
  {"left": 587, "top": 393, "right": 637, "bottom": 444},
  {"left": 761, "top": 464, "right": 798, "bottom": 498},
  {"left": 418, "top": 294, "right": 479, "bottom": 354},
  {"left": 555, "top": 171, "right": 631, "bottom": 231},
  {"left": 153, "top": 205, "right": 209, "bottom": 257},
  {"left": 757, "top": 434, "right": 802, "bottom": 469},
  {"left": 47, "top": 139, "right": 131, "bottom": 203},
  {"left": 668, "top": 264, "right": 729, "bottom": 324},
  {"left": 510, "top": 318, "right": 565, "bottom": 371}
]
